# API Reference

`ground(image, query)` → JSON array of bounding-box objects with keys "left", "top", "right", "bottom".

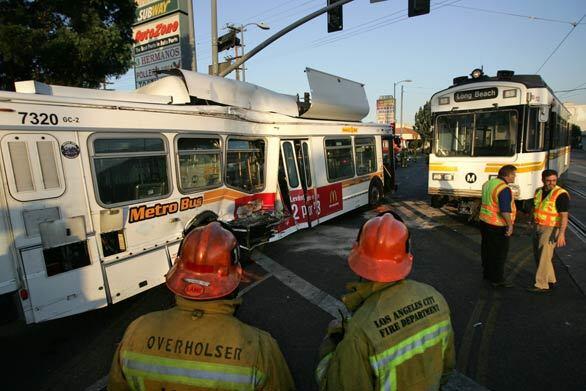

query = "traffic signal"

[
  {"left": 217, "top": 31, "right": 241, "bottom": 52},
  {"left": 408, "top": 0, "right": 430, "bottom": 17},
  {"left": 327, "top": 0, "right": 343, "bottom": 33}
]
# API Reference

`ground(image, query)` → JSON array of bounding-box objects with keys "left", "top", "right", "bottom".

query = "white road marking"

[
  {"left": 252, "top": 251, "right": 350, "bottom": 319},
  {"left": 85, "top": 376, "right": 107, "bottom": 391}
]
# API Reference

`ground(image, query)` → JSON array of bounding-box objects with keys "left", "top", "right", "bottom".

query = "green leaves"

[{"left": 0, "top": 0, "right": 136, "bottom": 90}]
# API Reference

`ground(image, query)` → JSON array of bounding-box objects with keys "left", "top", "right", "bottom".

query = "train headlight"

[
  {"left": 503, "top": 89, "right": 517, "bottom": 98},
  {"left": 471, "top": 68, "right": 484, "bottom": 79},
  {"left": 432, "top": 173, "right": 454, "bottom": 181}
]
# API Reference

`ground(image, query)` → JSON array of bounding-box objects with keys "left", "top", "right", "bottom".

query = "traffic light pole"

[
  {"left": 211, "top": 0, "right": 219, "bottom": 75},
  {"left": 218, "top": 0, "right": 354, "bottom": 77}
]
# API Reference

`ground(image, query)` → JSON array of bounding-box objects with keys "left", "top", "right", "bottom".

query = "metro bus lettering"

[{"left": 128, "top": 196, "right": 203, "bottom": 223}]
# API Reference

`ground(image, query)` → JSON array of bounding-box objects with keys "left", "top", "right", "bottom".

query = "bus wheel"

[
  {"left": 369, "top": 179, "right": 384, "bottom": 206},
  {"left": 183, "top": 211, "right": 218, "bottom": 236}
]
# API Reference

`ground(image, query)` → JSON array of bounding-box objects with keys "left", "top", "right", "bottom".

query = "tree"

[
  {"left": 413, "top": 100, "right": 431, "bottom": 151},
  {"left": 0, "top": 0, "right": 136, "bottom": 90}
]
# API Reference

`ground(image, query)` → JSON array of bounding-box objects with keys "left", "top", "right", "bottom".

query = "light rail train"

[{"left": 428, "top": 69, "right": 571, "bottom": 214}]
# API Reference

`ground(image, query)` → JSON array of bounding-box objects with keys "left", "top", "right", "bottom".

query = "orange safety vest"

[
  {"left": 533, "top": 186, "right": 569, "bottom": 227},
  {"left": 479, "top": 178, "right": 516, "bottom": 226}
]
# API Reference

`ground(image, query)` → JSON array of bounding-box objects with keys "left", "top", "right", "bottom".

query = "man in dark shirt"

[
  {"left": 479, "top": 165, "right": 517, "bottom": 287},
  {"left": 529, "top": 169, "right": 569, "bottom": 293}
]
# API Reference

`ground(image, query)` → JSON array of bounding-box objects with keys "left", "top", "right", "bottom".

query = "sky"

[{"left": 114, "top": 0, "right": 586, "bottom": 125}]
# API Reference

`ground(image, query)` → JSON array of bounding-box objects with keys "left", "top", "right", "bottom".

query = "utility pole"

[
  {"left": 219, "top": 0, "right": 354, "bottom": 77},
  {"left": 400, "top": 84, "right": 405, "bottom": 136},
  {"left": 211, "top": 0, "right": 218, "bottom": 75},
  {"left": 187, "top": 0, "right": 197, "bottom": 71}
]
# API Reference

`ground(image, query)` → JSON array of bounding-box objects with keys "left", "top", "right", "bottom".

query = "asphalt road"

[{"left": 2, "top": 152, "right": 586, "bottom": 391}]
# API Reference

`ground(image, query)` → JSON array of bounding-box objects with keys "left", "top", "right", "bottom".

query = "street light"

[
  {"left": 227, "top": 22, "right": 270, "bottom": 81},
  {"left": 393, "top": 79, "right": 412, "bottom": 134}
]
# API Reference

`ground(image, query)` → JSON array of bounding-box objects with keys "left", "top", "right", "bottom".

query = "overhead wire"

[
  {"left": 446, "top": 4, "right": 584, "bottom": 26},
  {"left": 536, "top": 13, "right": 585, "bottom": 73}
]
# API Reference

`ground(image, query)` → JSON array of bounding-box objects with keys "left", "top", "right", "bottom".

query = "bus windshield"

[{"left": 435, "top": 110, "right": 517, "bottom": 157}]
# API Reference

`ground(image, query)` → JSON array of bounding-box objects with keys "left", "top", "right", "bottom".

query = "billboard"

[
  {"left": 376, "top": 95, "right": 395, "bottom": 125},
  {"left": 132, "top": 0, "right": 193, "bottom": 88}
]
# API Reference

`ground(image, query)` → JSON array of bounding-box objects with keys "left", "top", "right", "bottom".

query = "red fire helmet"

[
  {"left": 166, "top": 222, "right": 242, "bottom": 300},
  {"left": 348, "top": 213, "right": 413, "bottom": 282}
]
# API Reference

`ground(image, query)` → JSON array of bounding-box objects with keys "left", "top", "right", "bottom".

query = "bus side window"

[
  {"left": 176, "top": 136, "right": 222, "bottom": 192},
  {"left": 225, "top": 138, "right": 266, "bottom": 193},
  {"left": 355, "top": 136, "right": 377, "bottom": 176},
  {"left": 91, "top": 136, "right": 170, "bottom": 206},
  {"left": 324, "top": 137, "right": 355, "bottom": 182}
]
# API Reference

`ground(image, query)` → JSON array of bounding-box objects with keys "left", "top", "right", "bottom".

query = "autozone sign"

[{"left": 134, "top": 20, "right": 179, "bottom": 43}]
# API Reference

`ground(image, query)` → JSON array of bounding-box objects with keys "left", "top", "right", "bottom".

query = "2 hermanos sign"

[{"left": 132, "top": 0, "right": 193, "bottom": 88}]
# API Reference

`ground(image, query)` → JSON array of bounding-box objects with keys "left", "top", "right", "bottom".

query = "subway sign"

[{"left": 454, "top": 87, "right": 498, "bottom": 102}]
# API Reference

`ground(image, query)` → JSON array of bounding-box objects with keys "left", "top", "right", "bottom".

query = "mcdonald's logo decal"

[
  {"left": 329, "top": 189, "right": 338, "bottom": 204},
  {"left": 317, "top": 183, "right": 343, "bottom": 217}
]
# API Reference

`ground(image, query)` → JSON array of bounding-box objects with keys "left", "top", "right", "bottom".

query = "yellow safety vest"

[
  {"left": 479, "top": 178, "right": 516, "bottom": 226},
  {"left": 534, "top": 186, "right": 569, "bottom": 227}
]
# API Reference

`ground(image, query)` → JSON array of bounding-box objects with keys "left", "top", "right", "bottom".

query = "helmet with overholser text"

[
  {"left": 166, "top": 222, "right": 242, "bottom": 300},
  {"left": 348, "top": 212, "right": 413, "bottom": 282}
]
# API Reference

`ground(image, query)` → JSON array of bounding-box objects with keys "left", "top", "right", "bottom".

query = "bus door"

[
  {"left": 279, "top": 140, "right": 318, "bottom": 229},
  {"left": 381, "top": 134, "right": 396, "bottom": 193}
]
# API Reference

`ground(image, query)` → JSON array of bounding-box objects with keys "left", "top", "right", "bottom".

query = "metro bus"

[
  {"left": 428, "top": 69, "right": 571, "bottom": 215},
  {"left": 0, "top": 68, "right": 394, "bottom": 324}
]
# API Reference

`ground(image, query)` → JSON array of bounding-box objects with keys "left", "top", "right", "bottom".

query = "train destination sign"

[{"left": 454, "top": 87, "right": 498, "bottom": 102}]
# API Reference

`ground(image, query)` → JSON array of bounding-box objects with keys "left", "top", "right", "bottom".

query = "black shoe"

[
  {"left": 491, "top": 281, "right": 514, "bottom": 288},
  {"left": 526, "top": 287, "right": 550, "bottom": 293},
  {"left": 548, "top": 283, "right": 557, "bottom": 290}
]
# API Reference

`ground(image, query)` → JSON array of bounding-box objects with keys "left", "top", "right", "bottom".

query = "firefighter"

[
  {"left": 316, "top": 213, "right": 455, "bottom": 390},
  {"left": 108, "top": 222, "right": 295, "bottom": 391},
  {"left": 478, "top": 164, "right": 517, "bottom": 287}
]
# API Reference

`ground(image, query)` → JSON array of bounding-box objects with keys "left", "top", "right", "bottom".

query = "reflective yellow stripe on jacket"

[
  {"left": 479, "top": 178, "right": 516, "bottom": 226},
  {"left": 534, "top": 186, "right": 568, "bottom": 227},
  {"left": 121, "top": 351, "right": 265, "bottom": 391},
  {"left": 369, "top": 319, "right": 452, "bottom": 391}
]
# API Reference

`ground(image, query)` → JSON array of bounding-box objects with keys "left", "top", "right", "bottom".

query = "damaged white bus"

[{"left": 0, "top": 68, "right": 394, "bottom": 323}]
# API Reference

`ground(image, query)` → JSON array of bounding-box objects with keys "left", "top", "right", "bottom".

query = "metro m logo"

[{"left": 465, "top": 173, "right": 477, "bottom": 183}]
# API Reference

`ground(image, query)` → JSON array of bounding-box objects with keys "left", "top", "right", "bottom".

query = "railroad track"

[{"left": 565, "top": 184, "right": 586, "bottom": 242}]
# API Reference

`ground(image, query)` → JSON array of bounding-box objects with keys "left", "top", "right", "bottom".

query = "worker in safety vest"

[
  {"left": 108, "top": 222, "right": 295, "bottom": 391},
  {"left": 478, "top": 164, "right": 517, "bottom": 288},
  {"left": 528, "top": 169, "right": 570, "bottom": 293},
  {"left": 316, "top": 212, "right": 455, "bottom": 390}
]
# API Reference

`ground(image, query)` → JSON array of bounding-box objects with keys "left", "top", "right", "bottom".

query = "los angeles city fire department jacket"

[
  {"left": 108, "top": 296, "right": 295, "bottom": 391},
  {"left": 316, "top": 279, "right": 455, "bottom": 391}
]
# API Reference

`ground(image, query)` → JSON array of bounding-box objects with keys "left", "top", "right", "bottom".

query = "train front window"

[
  {"left": 435, "top": 114, "right": 474, "bottom": 157},
  {"left": 435, "top": 110, "right": 517, "bottom": 157},
  {"left": 474, "top": 111, "right": 517, "bottom": 156}
]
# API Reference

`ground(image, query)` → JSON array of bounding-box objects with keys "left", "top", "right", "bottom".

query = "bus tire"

[
  {"left": 368, "top": 178, "right": 384, "bottom": 206},
  {"left": 183, "top": 211, "right": 219, "bottom": 236}
]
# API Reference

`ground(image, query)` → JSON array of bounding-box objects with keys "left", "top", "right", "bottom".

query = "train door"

[{"left": 279, "top": 139, "right": 318, "bottom": 229}]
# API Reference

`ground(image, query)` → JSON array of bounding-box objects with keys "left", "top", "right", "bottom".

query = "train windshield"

[{"left": 435, "top": 110, "right": 517, "bottom": 157}]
